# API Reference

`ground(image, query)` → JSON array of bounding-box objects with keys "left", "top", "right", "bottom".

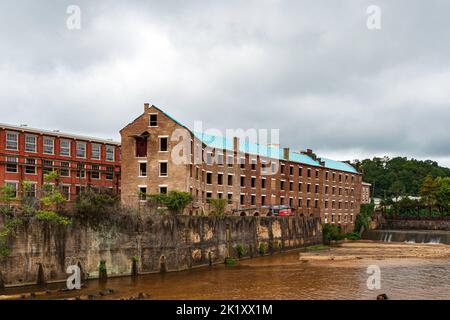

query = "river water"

[{"left": 3, "top": 242, "right": 450, "bottom": 300}]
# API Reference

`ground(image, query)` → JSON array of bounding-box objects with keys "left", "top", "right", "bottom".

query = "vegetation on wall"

[
  {"left": 208, "top": 198, "right": 227, "bottom": 216},
  {"left": 147, "top": 191, "right": 192, "bottom": 214}
]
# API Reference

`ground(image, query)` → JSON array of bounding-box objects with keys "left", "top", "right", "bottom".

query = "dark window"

[
  {"left": 240, "top": 176, "right": 245, "bottom": 187},
  {"left": 289, "top": 166, "right": 294, "bottom": 175},
  {"left": 149, "top": 114, "right": 158, "bottom": 127},
  {"left": 218, "top": 173, "right": 223, "bottom": 185},
  {"left": 105, "top": 166, "right": 114, "bottom": 180},
  {"left": 43, "top": 160, "right": 54, "bottom": 175},
  {"left": 6, "top": 157, "right": 18, "bottom": 173},
  {"left": 160, "top": 186, "right": 168, "bottom": 194},
  {"left": 251, "top": 177, "right": 256, "bottom": 188},
  {"left": 280, "top": 181, "right": 285, "bottom": 190},
  {"left": 159, "top": 162, "right": 168, "bottom": 177},
  {"left": 307, "top": 184, "right": 311, "bottom": 193},
  {"left": 307, "top": 168, "right": 311, "bottom": 178},
  {"left": 227, "top": 193, "right": 233, "bottom": 203},
  {"left": 159, "top": 137, "right": 168, "bottom": 152},
  {"left": 240, "top": 194, "right": 245, "bottom": 205},
  {"left": 251, "top": 195, "right": 256, "bottom": 205},
  {"left": 261, "top": 178, "right": 266, "bottom": 189},
  {"left": 139, "top": 163, "right": 147, "bottom": 177},
  {"left": 228, "top": 175, "right": 233, "bottom": 186},
  {"left": 60, "top": 162, "right": 70, "bottom": 177},
  {"left": 91, "top": 164, "right": 100, "bottom": 179},
  {"left": 139, "top": 187, "right": 147, "bottom": 200},
  {"left": 206, "top": 172, "right": 212, "bottom": 184},
  {"left": 25, "top": 158, "right": 36, "bottom": 174}
]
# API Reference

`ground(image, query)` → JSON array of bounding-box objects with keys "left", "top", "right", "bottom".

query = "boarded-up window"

[{"left": 136, "top": 137, "right": 148, "bottom": 157}]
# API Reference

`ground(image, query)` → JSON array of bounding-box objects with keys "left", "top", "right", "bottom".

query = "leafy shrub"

[
  {"left": 235, "top": 243, "right": 246, "bottom": 258},
  {"left": 36, "top": 210, "right": 71, "bottom": 225},
  {"left": 322, "top": 223, "right": 341, "bottom": 244},
  {"left": 148, "top": 190, "right": 193, "bottom": 214},
  {"left": 225, "top": 257, "right": 237, "bottom": 266},
  {"left": 258, "top": 243, "right": 267, "bottom": 256}
]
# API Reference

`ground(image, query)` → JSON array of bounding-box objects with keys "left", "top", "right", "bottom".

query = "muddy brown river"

[{"left": 2, "top": 241, "right": 450, "bottom": 300}]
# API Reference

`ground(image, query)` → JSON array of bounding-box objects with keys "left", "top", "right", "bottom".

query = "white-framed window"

[
  {"left": 76, "top": 163, "right": 86, "bottom": 178},
  {"left": 24, "top": 182, "right": 37, "bottom": 198},
  {"left": 60, "top": 161, "right": 70, "bottom": 177},
  {"left": 43, "top": 136, "right": 54, "bottom": 154},
  {"left": 105, "top": 166, "right": 114, "bottom": 180},
  {"left": 25, "top": 135, "right": 37, "bottom": 153},
  {"left": 139, "top": 186, "right": 147, "bottom": 201},
  {"left": 91, "top": 143, "right": 101, "bottom": 160},
  {"left": 159, "top": 185, "right": 168, "bottom": 194},
  {"left": 42, "top": 160, "right": 53, "bottom": 175},
  {"left": 91, "top": 164, "right": 100, "bottom": 180},
  {"left": 25, "top": 158, "right": 36, "bottom": 174},
  {"left": 139, "top": 161, "right": 147, "bottom": 177},
  {"left": 6, "top": 132, "right": 18, "bottom": 150},
  {"left": 76, "top": 142, "right": 86, "bottom": 158},
  {"left": 6, "top": 156, "right": 18, "bottom": 173},
  {"left": 60, "top": 139, "right": 71, "bottom": 156},
  {"left": 159, "top": 161, "right": 168, "bottom": 177},
  {"left": 159, "top": 137, "right": 168, "bottom": 152},
  {"left": 106, "top": 145, "right": 115, "bottom": 161},
  {"left": 4, "top": 181, "right": 18, "bottom": 198}
]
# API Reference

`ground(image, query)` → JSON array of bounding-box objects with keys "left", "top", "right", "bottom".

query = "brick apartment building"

[
  {"left": 0, "top": 123, "right": 121, "bottom": 203},
  {"left": 120, "top": 103, "right": 363, "bottom": 231},
  {"left": 361, "top": 182, "right": 372, "bottom": 204}
]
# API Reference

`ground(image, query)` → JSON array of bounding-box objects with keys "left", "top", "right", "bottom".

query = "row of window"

[
  {"left": 5, "top": 131, "right": 116, "bottom": 161},
  {"left": 196, "top": 172, "right": 356, "bottom": 196},
  {"left": 138, "top": 161, "right": 168, "bottom": 177},
  {"left": 4, "top": 157, "right": 115, "bottom": 179},
  {"left": 324, "top": 213, "right": 354, "bottom": 224},
  {"left": 200, "top": 153, "right": 357, "bottom": 183},
  {"left": 3, "top": 181, "right": 113, "bottom": 200}
]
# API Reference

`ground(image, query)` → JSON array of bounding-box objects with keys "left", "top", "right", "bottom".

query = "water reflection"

[{"left": 3, "top": 246, "right": 450, "bottom": 300}]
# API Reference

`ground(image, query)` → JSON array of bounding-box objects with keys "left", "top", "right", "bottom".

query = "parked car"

[{"left": 267, "top": 205, "right": 293, "bottom": 216}]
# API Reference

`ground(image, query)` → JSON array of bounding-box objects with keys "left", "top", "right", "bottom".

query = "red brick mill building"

[
  {"left": 0, "top": 123, "right": 121, "bottom": 202},
  {"left": 0, "top": 103, "right": 364, "bottom": 232},
  {"left": 120, "top": 104, "right": 364, "bottom": 232}
]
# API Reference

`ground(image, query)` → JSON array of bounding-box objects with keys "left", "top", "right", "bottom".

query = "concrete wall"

[
  {"left": 0, "top": 215, "right": 322, "bottom": 287},
  {"left": 382, "top": 218, "right": 450, "bottom": 231}
]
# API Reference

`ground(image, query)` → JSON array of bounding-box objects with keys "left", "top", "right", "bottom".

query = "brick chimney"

[
  {"left": 283, "top": 147, "right": 290, "bottom": 161},
  {"left": 233, "top": 137, "right": 240, "bottom": 153},
  {"left": 144, "top": 103, "right": 150, "bottom": 112}
]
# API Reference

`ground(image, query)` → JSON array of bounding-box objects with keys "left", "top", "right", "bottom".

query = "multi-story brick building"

[
  {"left": 121, "top": 103, "right": 363, "bottom": 232},
  {"left": 361, "top": 182, "right": 372, "bottom": 204},
  {"left": 0, "top": 123, "right": 121, "bottom": 203}
]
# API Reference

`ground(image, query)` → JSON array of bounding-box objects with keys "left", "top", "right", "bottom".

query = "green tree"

[
  {"left": 208, "top": 198, "right": 227, "bottom": 216},
  {"left": 420, "top": 175, "right": 439, "bottom": 214},
  {"left": 148, "top": 190, "right": 192, "bottom": 214},
  {"left": 435, "top": 177, "right": 450, "bottom": 214},
  {"left": 37, "top": 171, "right": 70, "bottom": 225}
]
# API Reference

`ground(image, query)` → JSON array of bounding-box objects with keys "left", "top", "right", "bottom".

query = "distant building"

[
  {"left": 120, "top": 103, "right": 364, "bottom": 232},
  {"left": 361, "top": 182, "right": 371, "bottom": 204},
  {"left": 0, "top": 123, "right": 121, "bottom": 202}
]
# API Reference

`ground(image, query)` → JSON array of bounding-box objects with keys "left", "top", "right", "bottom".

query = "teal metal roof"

[
  {"left": 192, "top": 131, "right": 358, "bottom": 173},
  {"left": 155, "top": 106, "right": 357, "bottom": 174}
]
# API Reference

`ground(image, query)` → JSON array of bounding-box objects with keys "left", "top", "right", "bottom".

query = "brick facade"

[
  {"left": 120, "top": 104, "right": 363, "bottom": 232},
  {"left": 0, "top": 124, "right": 121, "bottom": 202}
]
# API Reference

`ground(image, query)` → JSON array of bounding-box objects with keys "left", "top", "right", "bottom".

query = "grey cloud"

[{"left": 0, "top": 0, "right": 450, "bottom": 166}]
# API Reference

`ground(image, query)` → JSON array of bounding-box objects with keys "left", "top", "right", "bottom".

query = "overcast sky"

[{"left": 1, "top": 0, "right": 449, "bottom": 166}]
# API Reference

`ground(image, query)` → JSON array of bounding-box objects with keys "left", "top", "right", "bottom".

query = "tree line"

[{"left": 359, "top": 156, "right": 450, "bottom": 199}]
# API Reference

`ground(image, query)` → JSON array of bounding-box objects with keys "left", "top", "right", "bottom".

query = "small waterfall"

[{"left": 364, "top": 229, "right": 450, "bottom": 245}]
